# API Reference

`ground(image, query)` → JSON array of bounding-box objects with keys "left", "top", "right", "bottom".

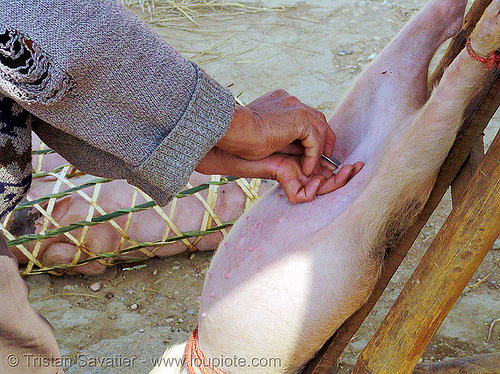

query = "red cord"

[
  {"left": 186, "top": 326, "right": 227, "bottom": 374},
  {"left": 466, "top": 37, "right": 500, "bottom": 69}
]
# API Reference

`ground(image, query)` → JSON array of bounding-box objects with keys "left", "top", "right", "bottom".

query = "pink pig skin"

[{"left": 152, "top": 0, "right": 500, "bottom": 373}]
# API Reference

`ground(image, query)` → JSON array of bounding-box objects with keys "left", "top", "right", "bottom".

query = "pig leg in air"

[{"left": 330, "top": 0, "right": 467, "bottom": 161}]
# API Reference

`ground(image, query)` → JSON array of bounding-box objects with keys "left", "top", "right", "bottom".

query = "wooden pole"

[
  {"left": 352, "top": 116, "right": 500, "bottom": 374},
  {"left": 302, "top": 2, "right": 497, "bottom": 372},
  {"left": 451, "top": 136, "right": 484, "bottom": 206}
]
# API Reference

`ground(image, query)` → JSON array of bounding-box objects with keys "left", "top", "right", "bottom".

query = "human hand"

[
  {"left": 217, "top": 89, "right": 336, "bottom": 176},
  {"left": 196, "top": 147, "right": 364, "bottom": 203}
]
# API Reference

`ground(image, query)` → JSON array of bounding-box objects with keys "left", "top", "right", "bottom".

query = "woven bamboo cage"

[{"left": 3, "top": 142, "right": 264, "bottom": 276}]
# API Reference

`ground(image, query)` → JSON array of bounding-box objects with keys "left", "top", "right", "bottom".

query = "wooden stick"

[
  {"left": 353, "top": 104, "right": 500, "bottom": 374},
  {"left": 413, "top": 353, "right": 500, "bottom": 374},
  {"left": 302, "top": 1, "right": 496, "bottom": 372},
  {"left": 451, "top": 136, "right": 484, "bottom": 206}
]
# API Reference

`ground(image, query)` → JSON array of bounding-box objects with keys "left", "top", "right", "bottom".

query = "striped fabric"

[{"left": 0, "top": 94, "right": 31, "bottom": 218}]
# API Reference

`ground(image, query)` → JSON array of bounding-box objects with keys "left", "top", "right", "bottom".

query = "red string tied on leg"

[
  {"left": 466, "top": 37, "right": 500, "bottom": 69},
  {"left": 186, "top": 325, "right": 227, "bottom": 374}
]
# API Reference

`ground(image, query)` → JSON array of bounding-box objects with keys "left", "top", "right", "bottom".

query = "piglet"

[
  {"left": 152, "top": 0, "right": 500, "bottom": 372},
  {"left": 7, "top": 135, "right": 272, "bottom": 274}
]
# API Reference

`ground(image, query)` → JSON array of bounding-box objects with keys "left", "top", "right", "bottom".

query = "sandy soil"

[{"left": 23, "top": 0, "right": 500, "bottom": 373}]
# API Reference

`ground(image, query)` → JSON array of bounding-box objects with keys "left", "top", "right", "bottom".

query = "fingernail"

[{"left": 325, "top": 163, "right": 336, "bottom": 172}]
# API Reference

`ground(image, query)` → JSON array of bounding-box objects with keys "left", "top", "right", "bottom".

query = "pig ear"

[{"left": 36, "top": 195, "right": 72, "bottom": 222}]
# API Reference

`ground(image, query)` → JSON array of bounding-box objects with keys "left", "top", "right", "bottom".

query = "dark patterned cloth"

[{"left": 0, "top": 94, "right": 31, "bottom": 219}]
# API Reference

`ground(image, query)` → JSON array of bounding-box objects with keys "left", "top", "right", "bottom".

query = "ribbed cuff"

[{"left": 128, "top": 65, "right": 235, "bottom": 205}]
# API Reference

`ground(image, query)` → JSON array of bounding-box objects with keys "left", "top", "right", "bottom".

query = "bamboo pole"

[{"left": 352, "top": 116, "right": 500, "bottom": 374}]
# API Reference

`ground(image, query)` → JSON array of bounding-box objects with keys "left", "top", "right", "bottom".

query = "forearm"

[{"left": 0, "top": 0, "right": 235, "bottom": 204}]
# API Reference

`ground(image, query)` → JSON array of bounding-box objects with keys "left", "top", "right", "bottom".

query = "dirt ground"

[{"left": 24, "top": 0, "right": 500, "bottom": 373}]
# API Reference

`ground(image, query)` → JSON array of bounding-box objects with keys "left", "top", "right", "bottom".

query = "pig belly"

[
  {"left": 197, "top": 165, "right": 384, "bottom": 372},
  {"left": 192, "top": 0, "right": 492, "bottom": 372},
  {"left": 196, "top": 124, "right": 411, "bottom": 370}
]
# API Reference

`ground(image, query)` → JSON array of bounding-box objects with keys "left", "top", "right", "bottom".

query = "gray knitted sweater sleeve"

[{"left": 0, "top": 0, "right": 235, "bottom": 205}]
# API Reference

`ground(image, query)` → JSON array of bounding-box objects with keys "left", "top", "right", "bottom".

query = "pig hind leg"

[
  {"left": 387, "top": 0, "right": 500, "bottom": 189},
  {"left": 419, "top": 0, "right": 500, "bottom": 139},
  {"left": 330, "top": 0, "right": 468, "bottom": 158},
  {"left": 469, "top": 0, "right": 500, "bottom": 56}
]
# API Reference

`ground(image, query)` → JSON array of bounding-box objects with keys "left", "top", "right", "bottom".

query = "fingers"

[
  {"left": 352, "top": 161, "right": 365, "bottom": 174},
  {"left": 279, "top": 161, "right": 363, "bottom": 203},
  {"left": 297, "top": 118, "right": 325, "bottom": 177},
  {"left": 297, "top": 104, "right": 335, "bottom": 177},
  {"left": 273, "top": 157, "right": 363, "bottom": 204},
  {"left": 307, "top": 105, "right": 335, "bottom": 158},
  {"left": 319, "top": 156, "right": 338, "bottom": 173},
  {"left": 317, "top": 162, "right": 364, "bottom": 195},
  {"left": 196, "top": 146, "right": 363, "bottom": 205},
  {"left": 197, "top": 150, "right": 322, "bottom": 203},
  {"left": 271, "top": 154, "right": 322, "bottom": 203},
  {"left": 316, "top": 165, "right": 354, "bottom": 195},
  {"left": 279, "top": 176, "right": 323, "bottom": 204}
]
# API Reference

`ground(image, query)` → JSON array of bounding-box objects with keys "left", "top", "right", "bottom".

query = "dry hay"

[{"left": 122, "top": 0, "right": 287, "bottom": 25}]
